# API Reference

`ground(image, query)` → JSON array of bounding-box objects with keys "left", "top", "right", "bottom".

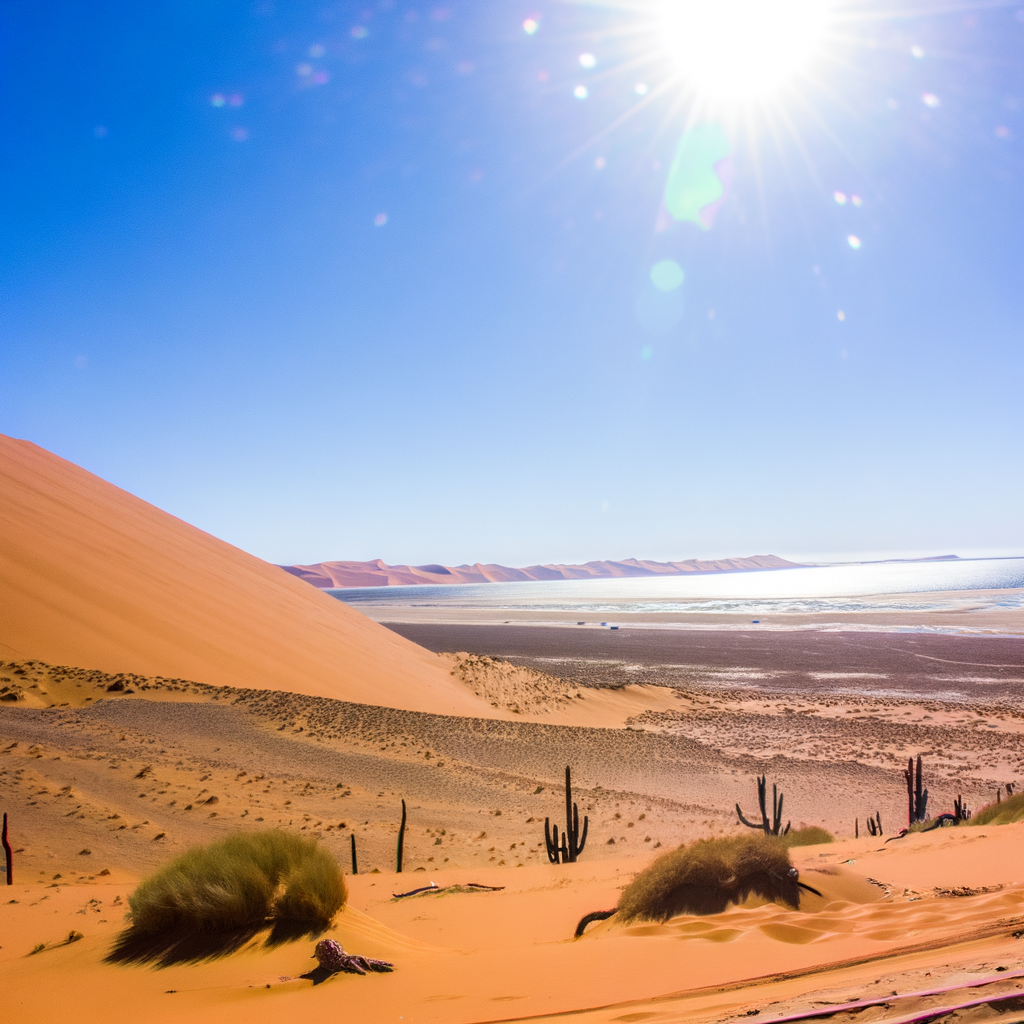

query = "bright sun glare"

[{"left": 660, "top": 0, "right": 831, "bottom": 102}]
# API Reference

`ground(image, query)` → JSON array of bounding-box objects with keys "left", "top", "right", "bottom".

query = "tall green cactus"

[
  {"left": 544, "top": 765, "right": 588, "bottom": 864},
  {"left": 736, "top": 774, "right": 790, "bottom": 836}
]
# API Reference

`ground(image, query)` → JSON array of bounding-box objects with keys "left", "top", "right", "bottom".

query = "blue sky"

[{"left": 1, "top": 1, "right": 1022, "bottom": 566}]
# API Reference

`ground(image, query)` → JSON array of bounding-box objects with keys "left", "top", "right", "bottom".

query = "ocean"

[{"left": 327, "top": 556, "right": 1024, "bottom": 623}]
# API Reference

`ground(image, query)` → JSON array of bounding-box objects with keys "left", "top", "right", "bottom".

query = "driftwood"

[
  {"left": 574, "top": 909, "right": 616, "bottom": 938},
  {"left": 312, "top": 939, "right": 393, "bottom": 975},
  {"left": 392, "top": 882, "right": 505, "bottom": 899}
]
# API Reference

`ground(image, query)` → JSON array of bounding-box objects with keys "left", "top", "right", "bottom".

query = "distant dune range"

[
  {"left": 0, "top": 434, "right": 491, "bottom": 716},
  {"left": 281, "top": 553, "right": 800, "bottom": 588}
]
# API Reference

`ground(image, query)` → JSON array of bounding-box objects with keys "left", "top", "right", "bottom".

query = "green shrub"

[
  {"left": 616, "top": 835, "right": 800, "bottom": 923},
  {"left": 968, "top": 792, "right": 1024, "bottom": 827},
  {"left": 781, "top": 826, "right": 834, "bottom": 848},
  {"left": 128, "top": 831, "right": 346, "bottom": 934}
]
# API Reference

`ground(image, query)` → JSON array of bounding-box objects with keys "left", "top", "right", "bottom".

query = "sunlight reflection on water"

[{"left": 330, "top": 558, "right": 1024, "bottom": 617}]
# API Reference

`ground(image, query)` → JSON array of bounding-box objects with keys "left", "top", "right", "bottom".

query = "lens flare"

[
  {"left": 523, "top": 18, "right": 538, "bottom": 35},
  {"left": 847, "top": 234, "right": 861, "bottom": 249},
  {"left": 659, "top": 0, "right": 830, "bottom": 102},
  {"left": 574, "top": 85, "right": 588, "bottom": 99},
  {"left": 662, "top": 123, "right": 732, "bottom": 230},
  {"left": 650, "top": 260, "right": 685, "bottom": 291},
  {"left": 579, "top": 53, "right": 596, "bottom": 68},
  {"left": 834, "top": 191, "right": 847, "bottom": 204},
  {"left": 374, "top": 213, "right": 388, "bottom": 226}
]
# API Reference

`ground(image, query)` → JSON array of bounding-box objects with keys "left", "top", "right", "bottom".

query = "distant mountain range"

[{"left": 279, "top": 554, "right": 801, "bottom": 589}]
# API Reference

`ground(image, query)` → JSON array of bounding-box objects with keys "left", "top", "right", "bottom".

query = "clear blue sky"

[{"left": 2, "top": 1, "right": 1022, "bottom": 566}]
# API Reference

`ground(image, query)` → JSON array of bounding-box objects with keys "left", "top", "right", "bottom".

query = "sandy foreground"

[{"left": 3, "top": 654, "right": 1024, "bottom": 1024}]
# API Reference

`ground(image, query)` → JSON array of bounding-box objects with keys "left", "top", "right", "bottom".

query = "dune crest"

[
  {"left": 0, "top": 435, "right": 492, "bottom": 716},
  {"left": 282, "top": 553, "right": 799, "bottom": 588}
]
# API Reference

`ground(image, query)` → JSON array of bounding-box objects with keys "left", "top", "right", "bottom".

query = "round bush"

[{"left": 128, "top": 830, "right": 347, "bottom": 934}]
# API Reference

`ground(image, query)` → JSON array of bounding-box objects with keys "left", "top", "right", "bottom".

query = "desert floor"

[{"left": 3, "top": 638, "right": 1024, "bottom": 1024}]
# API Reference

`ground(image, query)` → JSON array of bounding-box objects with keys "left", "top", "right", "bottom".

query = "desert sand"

[
  {"left": 0, "top": 434, "right": 491, "bottom": 717},
  {"left": 3, "top": 654, "right": 1024, "bottom": 1024},
  {"left": 4, "top": 436, "right": 1024, "bottom": 1024}
]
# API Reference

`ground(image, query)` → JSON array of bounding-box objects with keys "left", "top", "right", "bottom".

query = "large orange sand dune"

[{"left": 0, "top": 434, "right": 490, "bottom": 716}]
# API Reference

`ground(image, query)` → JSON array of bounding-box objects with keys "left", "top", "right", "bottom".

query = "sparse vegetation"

[
  {"left": 969, "top": 791, "right": 1024, "bottom": 827},
  {"left": 544, "top": 765, "right": 588, "bottom": 864},
  {"left": 127, "top": 830, "right": 346, "bottom": 934},
  {"left": 616, "top": 836, "right": 801, "bottom": 923},
  {"left": 904, "top": 755, "right": 929, "bottom": 825},
  {"left": 780, "top": 826, "right": 834, "bottom": 848},
  {"left": 736, "top": 775, "right": 790, "bottom": 836}
]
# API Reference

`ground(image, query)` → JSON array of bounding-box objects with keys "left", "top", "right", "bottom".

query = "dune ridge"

[
  {"left": 281, "top": 553, "right": 799, "bottom": 588},
  {"left": 0, "top": 434, "right": 491, "bottom": 716}
]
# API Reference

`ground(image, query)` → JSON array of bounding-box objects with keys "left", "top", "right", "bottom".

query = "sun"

[{"left": 658, "top": 0, "right": 832, "bottom": 104}]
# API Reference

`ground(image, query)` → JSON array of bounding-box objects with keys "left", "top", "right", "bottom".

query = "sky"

[{"left": 1, "top": 0, "right": 1022, "bottom": 567}]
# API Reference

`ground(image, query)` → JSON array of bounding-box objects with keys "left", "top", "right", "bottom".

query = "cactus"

[
  {"left": 865, "top": 812, "right": 883, "bottom": 837},
  {"left": 2, "top": 812, "right": 11, "bottom": 885},
  {"left": 350, "top": 833, "right": 358, "bottom": 875},
  {"left": 736, "top": 775, "right": 790, "bottom": 836},
  {"left": 544, "top": 765, "right": 589, "bottom": 864},
  {"left": 904, "top": 756, "right": 929, "bottom": 824},
  {"left": 953, "top": 795, "right": 971, "bottom": 823},
  {"left": 396, "top": 799, "right": 406, "bottom": 873}
]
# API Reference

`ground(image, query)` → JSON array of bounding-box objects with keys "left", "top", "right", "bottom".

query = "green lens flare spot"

[
  {"left": 663, "top": 123, "right": 731, "bottom": 229},
  {"left": 650, "top": 260, "right": 685, "bottom": 291}
]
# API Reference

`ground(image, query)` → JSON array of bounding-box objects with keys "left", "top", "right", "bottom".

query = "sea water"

[{"left": 328, "top": 556, "right": 1024, "bottom": 620}]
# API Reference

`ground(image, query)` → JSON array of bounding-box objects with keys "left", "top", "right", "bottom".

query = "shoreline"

[
  {"left": 334, "top": 586, "right": 1024, "bottom": 636},
  {"left": 382, "top": 622, "right": 1024, "bottom": 705}
]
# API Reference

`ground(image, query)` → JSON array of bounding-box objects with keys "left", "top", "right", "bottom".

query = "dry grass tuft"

[
  {"left": 127, "top": 830, "right": 346, "bottom": 934},
  {"left": 969, "top": 792, "right": 1024, "bottom": 827},
  {"left": 617, "top": 835, "right": 800, "bottom": 923},
  {"left": 781, "top": 826, "right": 834, "bottom": 848}
]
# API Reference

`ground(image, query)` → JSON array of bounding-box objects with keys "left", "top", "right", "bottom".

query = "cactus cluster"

[
  {"left": 544, "top": 765, "right": 588, "bottom": 864},
  {"left": 736, "top": 775, "right": 790, "bottom": 837},
  {"left": 905, "top": 755, "right": 929, "bottom": 825}
]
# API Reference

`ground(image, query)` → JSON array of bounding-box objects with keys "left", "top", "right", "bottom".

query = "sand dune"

[
  {"left": 282, "top": 554, "right": 799, "bottom": 588},
  {"left": 0, "top": 435, "right": 490, "bottom": 716}
]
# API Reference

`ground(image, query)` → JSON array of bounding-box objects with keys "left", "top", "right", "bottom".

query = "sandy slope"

[{"left": 0, "top": 435, "right": 491, "bottom": 716}]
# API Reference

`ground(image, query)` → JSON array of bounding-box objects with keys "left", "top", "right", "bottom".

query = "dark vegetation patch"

[{"left": 616, "top": 835, "right": 800, "bottom": 922}]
